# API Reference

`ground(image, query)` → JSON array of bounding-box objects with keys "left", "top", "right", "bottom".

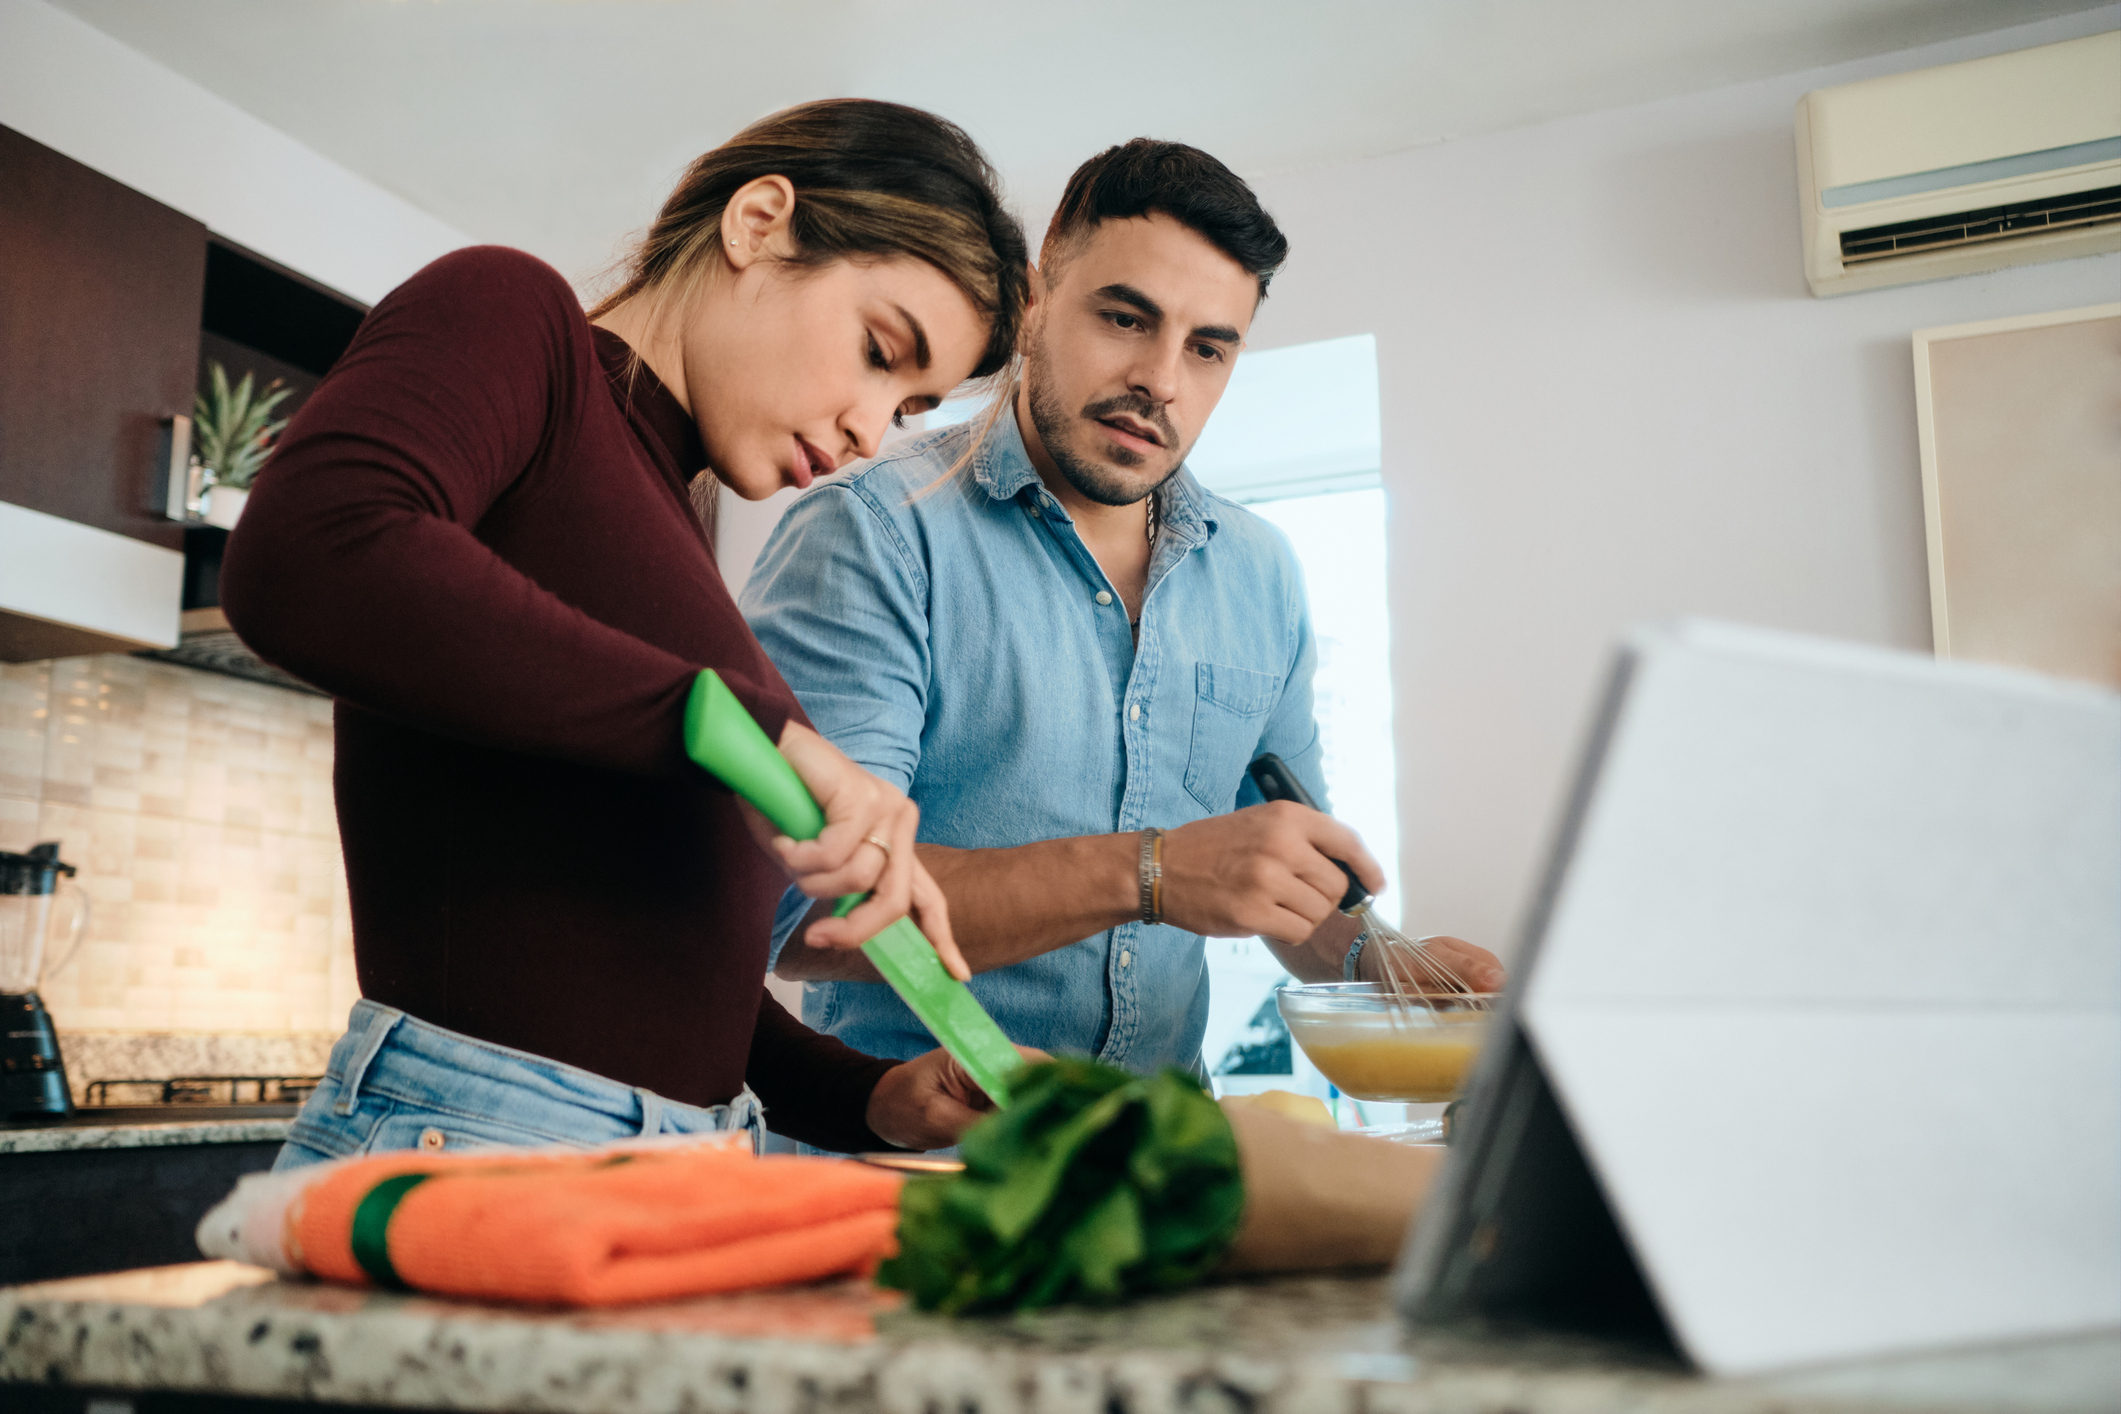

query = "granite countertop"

[
  {"left": 2, "top": 1261, "right": 2113, "bottom": 1414},
  {"left": 0, "top": 1116, "right": 292, "bottom": 1155}
]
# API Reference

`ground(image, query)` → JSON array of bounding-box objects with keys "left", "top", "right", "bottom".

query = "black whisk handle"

[
  {"left": 1247, "top": 752, "right": 1317, "bottom": 809},
  {"left": 1246, "top": 754, "right": 1371, "bottom": 913},
  {"left": 1327, "top": 864, "right": 1370, "bottom": 914}
]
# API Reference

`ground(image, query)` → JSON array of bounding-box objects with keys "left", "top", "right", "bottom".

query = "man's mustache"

[{"left": 1080, "top": 394, "right": 1176, "bottom": 451}]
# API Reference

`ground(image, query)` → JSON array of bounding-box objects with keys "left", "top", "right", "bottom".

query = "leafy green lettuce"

[{"left": 877, "top": 1058, "right": 1245, "bottom": 1313}]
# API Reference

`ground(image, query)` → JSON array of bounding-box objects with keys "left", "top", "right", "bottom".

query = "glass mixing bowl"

[{"left": 1276, "top": 983, "right": 1497, "bottom": 1104}]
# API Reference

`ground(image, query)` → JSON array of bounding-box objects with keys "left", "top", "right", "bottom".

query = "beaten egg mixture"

[{"left": 1293, "top": 1013, "right": 1488, "bottom": 1102}]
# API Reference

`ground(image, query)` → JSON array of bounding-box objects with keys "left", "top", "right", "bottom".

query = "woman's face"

[{"left": 681, "top": 254, "right": 986, "bottom": 501}]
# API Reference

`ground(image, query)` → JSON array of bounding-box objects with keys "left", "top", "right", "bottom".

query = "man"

[{"left": 742, "top": 139, "right": 1503, "bottom": 1081}]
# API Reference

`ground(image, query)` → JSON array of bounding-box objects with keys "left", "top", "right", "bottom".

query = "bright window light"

[
  {"left": 1187, "top": 333, "right": 1381, "bottom": 503},
  {"left": 1188, "top": 336, "right": 1399, "bottom": 1096},
  {"left": 1247, "top": 488, "right": 1400, "bottom": 916}
]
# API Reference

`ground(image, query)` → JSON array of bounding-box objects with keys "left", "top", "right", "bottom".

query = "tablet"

[{"left": 1395, "top": 620, "right": 2121, "bottom": 1375}]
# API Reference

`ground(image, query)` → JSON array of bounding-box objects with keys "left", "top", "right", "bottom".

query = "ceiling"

[{"left": 51, "top": 0, "right": 2112, "bottom": 287}]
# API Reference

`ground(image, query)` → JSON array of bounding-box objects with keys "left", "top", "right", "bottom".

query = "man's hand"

[
  {"left": 865, "top": 1044, "right": 1048, "bottom": 1151},
  {"left": 1161, "top": 801, "right": 1385, "bottom": 941}
]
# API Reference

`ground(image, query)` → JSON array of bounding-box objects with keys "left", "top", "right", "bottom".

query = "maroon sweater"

[{"left": 222, "top": 247, "right": 894, "bottom": 1151}]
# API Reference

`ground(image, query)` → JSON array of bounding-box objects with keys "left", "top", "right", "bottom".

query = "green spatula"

[{"left": 683, "top": 671, "right": 1019, "bottom": 1108}]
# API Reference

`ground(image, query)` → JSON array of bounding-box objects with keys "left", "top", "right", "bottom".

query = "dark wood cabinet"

[
  {"left": 201, "top": 237, "right": 366, "bottom": 383},
  {"left": 0, "top": 1138, "right": 282, "bottom": 1284},
  {"left": 0, "top": 123, "right": 207, "bottom": 553},
  {"left": 173, "top": 241, "right": 366, "bottom": 620}
]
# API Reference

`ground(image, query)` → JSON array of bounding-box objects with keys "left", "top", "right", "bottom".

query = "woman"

[{"left": 222, "top": 100, "right": 1030, "bottom": 1167}]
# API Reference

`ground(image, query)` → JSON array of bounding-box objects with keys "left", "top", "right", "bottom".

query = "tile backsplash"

[{"left": 0, "top": 654, "right": 356, "bottom": 1061}]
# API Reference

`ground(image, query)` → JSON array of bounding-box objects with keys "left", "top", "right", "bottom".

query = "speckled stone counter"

[
  {"left": 2, "top": 1261, "right": 2114, "bottom": 1414},
  {"left": 0, "top": 1117, "right": 291, "bottom": 1155}
]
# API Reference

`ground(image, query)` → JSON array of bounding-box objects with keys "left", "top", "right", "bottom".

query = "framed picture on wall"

[{"left": 1912, "top": 302, "right": 2121, "bottom": 689}]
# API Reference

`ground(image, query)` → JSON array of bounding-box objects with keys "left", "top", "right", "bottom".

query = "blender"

[{"left": 0, "top": 842, "right": 88, "bottom": 1121}]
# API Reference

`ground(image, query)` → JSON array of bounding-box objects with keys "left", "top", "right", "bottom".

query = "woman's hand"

[
  {"left": 752, "top": 721, "right": 967, "bottom": 981},
  {"left": 866, "top": 1044, "right": 1047, "bottom": 1151}
]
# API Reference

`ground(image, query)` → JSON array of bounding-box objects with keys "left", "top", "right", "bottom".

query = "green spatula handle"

[{"left": 682, "top": 671, "right": 1018, "bottom": 1108}]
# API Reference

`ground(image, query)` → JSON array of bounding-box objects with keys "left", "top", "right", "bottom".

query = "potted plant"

[{"left": 192, "top": 360, "right": 293, "bottom": 529}]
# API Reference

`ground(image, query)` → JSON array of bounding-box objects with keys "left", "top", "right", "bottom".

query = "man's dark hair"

[{"left": 1042, "top": 139, "right": 1288, "bottom": 300}]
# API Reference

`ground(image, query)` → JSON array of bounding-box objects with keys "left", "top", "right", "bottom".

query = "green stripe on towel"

[{"left": 350, "top": 1172, "right": 434, "bottom": 1288}]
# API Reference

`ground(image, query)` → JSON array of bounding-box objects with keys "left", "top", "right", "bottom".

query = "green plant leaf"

[
  {"left": 193, "top": 359, "right": 293, "bottom": 490},
  {"left": 254, "top": 381, "right": 295, "bottom": 419},
  {"left": 980, "top": 1082, "right": 1132, "bottom": 1242},
  {"left": 878, "top": 1058, "right": 1244, "bottom": 1313},
  {"left": 1059, "top": 1183, "right": 1144, "bottom": 1301}
]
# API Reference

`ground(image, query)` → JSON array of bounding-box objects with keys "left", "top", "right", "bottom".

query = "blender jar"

[{"left": 0, "top": 843, "right": 86, "bottom": 996}]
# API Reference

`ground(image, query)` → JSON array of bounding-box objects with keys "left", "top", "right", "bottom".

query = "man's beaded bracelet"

[{"left": 1138, "top": 827, "right": 1165, "bottom": 925}]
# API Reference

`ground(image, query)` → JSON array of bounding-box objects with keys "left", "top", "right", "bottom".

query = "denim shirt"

[{"left": 740, "top": 410, "right": 1330, "bottom": 1074}]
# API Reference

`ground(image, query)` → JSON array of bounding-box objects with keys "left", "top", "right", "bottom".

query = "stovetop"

[
  {"left": 82, "top": 1074, "right": 322, "bottom": 1108},
  {"left": 1, "top": 1074, "right": 321, "bottom": 1128}
]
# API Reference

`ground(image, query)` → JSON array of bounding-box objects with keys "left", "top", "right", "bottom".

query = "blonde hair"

[
  {"left": 589, "top": 100, "right": 1026, "bottom": 380},
  {"left": 906, "top": 367, "right": 1019, "bottom": 506}
]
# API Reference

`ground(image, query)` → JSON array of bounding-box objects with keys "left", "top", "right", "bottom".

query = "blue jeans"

[{"left": 273, "top": 1000, "right": 763, "bottom": 1171}]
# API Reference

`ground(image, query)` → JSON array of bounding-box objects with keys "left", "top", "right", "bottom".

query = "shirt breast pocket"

[{"left": 1182, "top": 662, "right": 1282, "bottom": 814}]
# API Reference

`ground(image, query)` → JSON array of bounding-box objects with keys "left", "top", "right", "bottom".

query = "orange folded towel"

[{"left": 289, "top": 1144, "right": 904, "bottom": 1306}]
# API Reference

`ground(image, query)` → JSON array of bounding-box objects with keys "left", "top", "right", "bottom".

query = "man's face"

[{"left": 1022, "top": 213, "right": 1257, "bottom": 507}]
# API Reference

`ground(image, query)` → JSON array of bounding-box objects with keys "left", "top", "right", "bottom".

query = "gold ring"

[{"left": 864, "top": 834, "right": 892, "bottom": 861}]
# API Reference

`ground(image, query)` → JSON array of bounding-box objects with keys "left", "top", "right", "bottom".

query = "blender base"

[{"left": 1, "top": 991, "right": 74, "bottom": 1121}]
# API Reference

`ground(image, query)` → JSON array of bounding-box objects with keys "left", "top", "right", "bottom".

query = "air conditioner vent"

[
  {"left": 1796, "top": 32, "right": 2121, "bottom": 294},
  {"left": 1840, "top": 185, "right": 2121, "bottom": 265}
]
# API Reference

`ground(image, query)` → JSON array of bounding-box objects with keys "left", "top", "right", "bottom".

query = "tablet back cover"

[{"left": 1398, "top": 621, "right": 2121, "bottom": 1375}]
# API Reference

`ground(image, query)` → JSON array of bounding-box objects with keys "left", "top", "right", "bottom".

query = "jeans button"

[{"left": 418, "top": 1127, "right": 446, "bottom": 1151}]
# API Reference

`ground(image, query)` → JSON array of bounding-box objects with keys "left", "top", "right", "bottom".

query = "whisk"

[{"left": 1245, "top": 755, "right": 1479, "bottom": 1014}]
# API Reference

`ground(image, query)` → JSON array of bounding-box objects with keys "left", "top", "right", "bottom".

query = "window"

[{"left": 1186, "top": 336, "right": 1401, "bottom": 1107}]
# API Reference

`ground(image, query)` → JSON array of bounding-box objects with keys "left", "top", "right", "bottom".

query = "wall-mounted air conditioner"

[{"left": 1797, "top": 30, "right": 2121, "bottom": 297}]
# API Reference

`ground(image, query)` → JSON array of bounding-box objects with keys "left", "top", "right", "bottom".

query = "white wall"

[
  {"left": 717, "top": 487, "right": 803, "bottom": 603},
  {"left": 0, "top": 0, "right": 472, "bottom": 304},
  {"left": 1242, "top": 8, "right": 2121, "bottom": 958}
]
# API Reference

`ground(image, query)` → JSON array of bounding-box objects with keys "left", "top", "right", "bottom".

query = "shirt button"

[
  {"left": 418, "top": 1127, "right": 447, "bottom": 1151},
  {"left": 1128, "top": 703, "right": 1140, "bottom": 721},
  {"left": 1095, "top": 590, "right": 1114, "bottom": 606},
  {"left": 1120, "top": 950, "right": 1132, "bottom": 968}
]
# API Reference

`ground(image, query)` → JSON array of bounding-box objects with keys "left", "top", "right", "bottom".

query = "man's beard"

[{"left": 1024, "top": 344, "right": 1184, "bottom": 508}]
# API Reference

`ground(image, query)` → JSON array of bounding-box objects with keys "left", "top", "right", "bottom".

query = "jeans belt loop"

[
  {"left": 635, "top": 1087, "right": 667, "bottom": 1137},
  {"left": 334, "top": 1003, "right": 406, "bottom": 1116},
  {"left": 732, "top": 1084, "right": 764, "bottom": 1152}
]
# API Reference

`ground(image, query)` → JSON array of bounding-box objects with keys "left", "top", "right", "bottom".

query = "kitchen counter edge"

[
  {"left": 0, "top": 1117, "right": 292, "bottom": 1154},
  {"left": 2, "top": 1261, "right": 2115, "bottom": 1414}
]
